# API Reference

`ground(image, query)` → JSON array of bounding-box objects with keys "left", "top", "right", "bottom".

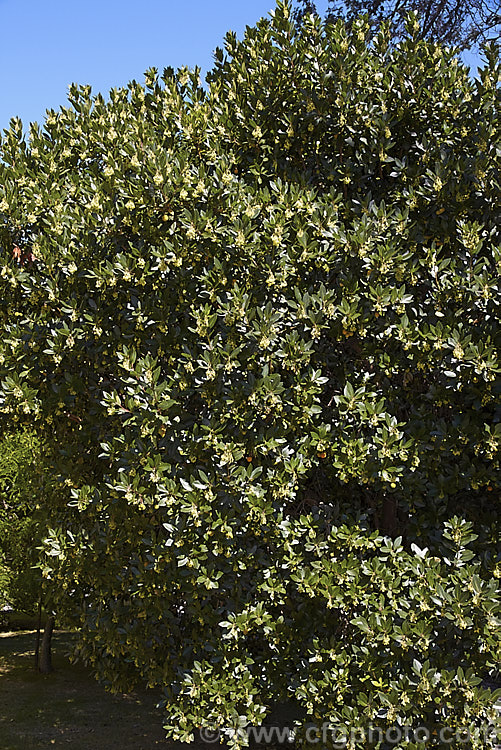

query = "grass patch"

[{"left": 0, "top": 629, "right": 194, "bottom": 750}]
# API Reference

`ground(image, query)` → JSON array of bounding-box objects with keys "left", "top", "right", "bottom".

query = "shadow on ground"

[{"left": 0, "top": 629, "right": 202, "bottom": 750}]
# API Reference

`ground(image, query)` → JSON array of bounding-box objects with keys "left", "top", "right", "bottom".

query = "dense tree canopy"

[
  {"left": 0, "top": 2, "right": 500, "bottom": 746},
  {"left": 293, "top": 0, "right": 501, "bottom": 49}
]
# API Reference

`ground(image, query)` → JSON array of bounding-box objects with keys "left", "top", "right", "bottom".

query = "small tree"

[
  {"left": 0, "top": 427, "right": 62, "bottom": 672},
  {"left": 0, "top": 2, "right": 499, "bottom": 745},
  {"left": 0, "top": 428, "right": 44, "bottom": 616}
]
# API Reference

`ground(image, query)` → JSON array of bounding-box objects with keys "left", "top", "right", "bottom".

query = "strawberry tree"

[{"left": 0, "top": 2, "right": 499, "bottom": 746}]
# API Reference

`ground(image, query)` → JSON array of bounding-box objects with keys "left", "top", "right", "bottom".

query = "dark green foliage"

[{"left": 0, "top": 3, "right": 499, "bottom": 746}]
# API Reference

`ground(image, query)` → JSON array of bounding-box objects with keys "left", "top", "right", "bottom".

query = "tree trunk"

[
  {"left": 378, "top": 495, "right": 409, "bottom": 538},
  {"left": 38, "top": 614, "right": 55, "bottom": 674},
  {"left": 33, "top": 595, "right": 42, "bottom": 670},
  {"left": 381, "top": 495, "right": 398, "bottom": 537}
]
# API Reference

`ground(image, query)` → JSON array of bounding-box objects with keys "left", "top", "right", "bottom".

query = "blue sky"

[{"left": 0, "top": 0, "right": 482, "bottom": 135}]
